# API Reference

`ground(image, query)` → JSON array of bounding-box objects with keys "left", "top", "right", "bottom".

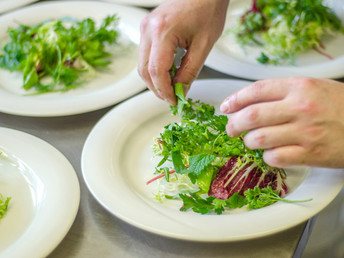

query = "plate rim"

[{"left": 0, "top": 0, "right": 38, "bottom": 14}]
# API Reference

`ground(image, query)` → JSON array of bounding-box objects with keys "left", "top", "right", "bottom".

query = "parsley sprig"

[{"left": 178, "top": 186, "right": 312, "bottom": 214}]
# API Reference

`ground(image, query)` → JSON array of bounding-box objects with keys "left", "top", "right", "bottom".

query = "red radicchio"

[{"left": 209, "top": 156, "right": 288, "bottom": 200}]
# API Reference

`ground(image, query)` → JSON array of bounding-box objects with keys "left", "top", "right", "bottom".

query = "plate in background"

[
  {"left": 0, "top": 1, "right": 147, "bottom": 117},
  {"left": 205, "top": 0, "right": 344, "bottom": 80},
  {"left": 0, "top": 127, "right": 80, "bottom": 257}
]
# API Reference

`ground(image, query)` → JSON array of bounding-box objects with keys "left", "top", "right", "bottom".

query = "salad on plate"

[
  {"left": 0, "top": 14, "right": 121, "bottom": 94},
  {"left": 232, "top": 0, "right": 344, "bottom": 64}
]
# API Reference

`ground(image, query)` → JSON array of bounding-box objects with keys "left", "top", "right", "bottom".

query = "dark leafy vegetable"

[
  {"left": 0, "top": 15, "right": 120, "bottom": 94},
  {"left": 234, "top": 0, "right": 344, "bottom": 64}
]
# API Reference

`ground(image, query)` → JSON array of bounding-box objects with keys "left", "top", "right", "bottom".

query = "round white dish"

[
  {"left": 0, "top": 127, "right": 80, "bottom": 257},
  {"left": 81, "top": 79, "right": 344, "bottom": 242},
  {"left": 0, "top": 1, "right": 148, "bottom": 117},
  {"left": 205, "top": 0, "right": 344, "bottom": 80}
]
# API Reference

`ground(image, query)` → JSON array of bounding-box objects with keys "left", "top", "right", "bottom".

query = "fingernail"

[
  {"left": 220, "top": 99, "right": 230, "bottom": 113},
  {"left": 221, "top": 95, "right": 235, "bottom": 113}
]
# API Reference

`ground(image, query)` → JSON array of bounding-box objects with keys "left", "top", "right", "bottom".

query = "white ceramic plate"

[
  {"left": 81, "top": 79, "right": 344, "bottom": 242},
  {"left": 102, "top": 0, "right": 163, "bottom": 7},
  {"left": 0, "top": 127, "right": 80, "bottom": 257},
  {"left": 0, "top": 0, "right": 38, "bottom": 14},
  {"left": 205, "top": 0, "right": 344, "bottom": 80},
  {"left": 0, "top": 1, "right": 147, "bottom": 117}
]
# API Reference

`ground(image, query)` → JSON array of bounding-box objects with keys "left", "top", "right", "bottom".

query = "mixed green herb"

[
  {"left": 0, "top": 194, "right": 10, "bottom": 219},
  {"left": 148, "top": 83, "right": 311, "bottom": 214},
  {"left": 234, "top": 0, "right": 344, "bottom": 64},
  {"left": 0, "top": 15, "right": 120, "bottom": 94}
]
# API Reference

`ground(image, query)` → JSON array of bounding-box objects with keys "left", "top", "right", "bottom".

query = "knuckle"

[
  {"left": 182, "top": 65, "right": 200, "bottom": 82},
  {"left": 295, "top": 99, "right": 317, "bottom": 114},
  {"left": 251, "top": 80, "right": 265, "bottom": 100},
  {"left": 140, "top": 16, "right": 150, "bottom": 32},
  {"left": 148, "top": 62, "right": 160, "bottom": 77},
  {"left": 253, "top": 130, "right": 266, "bottom": 146},
  {"left": 245, "top": 106, "right": 259, "bottom": 123},
  {"left": 293, "top": 77, "right": 317, "bottom": 92},
  {"left": 140, "top": 14, "right": 169, "bottom": 36},
  {"left": 226, "top": 118, "right": 236, "bottom": 136}
]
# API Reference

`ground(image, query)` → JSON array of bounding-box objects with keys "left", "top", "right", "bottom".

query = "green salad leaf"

[
  {"left": 0, "top": 15, "right": 120, "bottom": 94},
  {"left": 0, "top": 194, "right": 10, "bottom": 219}
]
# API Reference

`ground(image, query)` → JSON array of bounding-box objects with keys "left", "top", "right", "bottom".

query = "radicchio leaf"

[{"left": 209, "top": 156, "right": 288, "bottom": 200}]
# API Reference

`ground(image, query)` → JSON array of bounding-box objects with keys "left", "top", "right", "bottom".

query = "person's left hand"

[{"left": 220, "top": 78, "right": 344, "bottom": 168}]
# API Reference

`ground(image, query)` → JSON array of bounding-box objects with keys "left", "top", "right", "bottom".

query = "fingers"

[
  {"left": 149, "top": 39, "right": 178, "bottom": 105},
  {"left": 226, "top": 101, "right": 293, "bottom": 137},
  {"left": 220, "top": 79, "right": 291, "bottom": 114},
  {"left": 138, "top": 17, "right": 163, "bottom": 101},
  {"left": 243, "top": 123, "right": 299, "bottom": 150},
  {"left": 263, "top": 146, "right": 307, "bottom": 168}
]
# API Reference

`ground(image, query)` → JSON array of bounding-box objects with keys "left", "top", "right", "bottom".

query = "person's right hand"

[{"left": 138, "top": 0, "right": 229, "bottom": 105}]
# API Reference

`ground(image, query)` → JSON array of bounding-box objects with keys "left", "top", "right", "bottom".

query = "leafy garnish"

[
  {"left": 245, "top": 186, "right": 313, "bottom": 209},
  {"left": 0, "top": 194, "right": 10, "bottom": 219},
  {"left": 0, "top": 15, "right": 120, "bottom": 93},
  {"left": 179, "top": 187, "right": 311, "bottom": 215}
]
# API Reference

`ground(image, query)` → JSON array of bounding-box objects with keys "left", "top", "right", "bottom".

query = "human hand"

[
  {"left": 138, "top": 0, "right": 229, "bottom": 105},
  {"left": 220, "top": 78, "right": 344, "bottom": 168}
]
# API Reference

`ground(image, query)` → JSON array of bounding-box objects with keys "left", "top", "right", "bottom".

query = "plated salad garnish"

[
  {"left": 0, "top": 15, "right": 120, "bottom": 94},
  {"left": 234, "top": 0, "right": 344, "bottom": 64},
  {"left": 147, "top": 83, "right": 311, "bottom": 215}
]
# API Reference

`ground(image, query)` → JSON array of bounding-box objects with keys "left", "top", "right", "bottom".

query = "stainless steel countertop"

[{"left": 0, "top": 66, "right": 315, "bottom": 258}]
